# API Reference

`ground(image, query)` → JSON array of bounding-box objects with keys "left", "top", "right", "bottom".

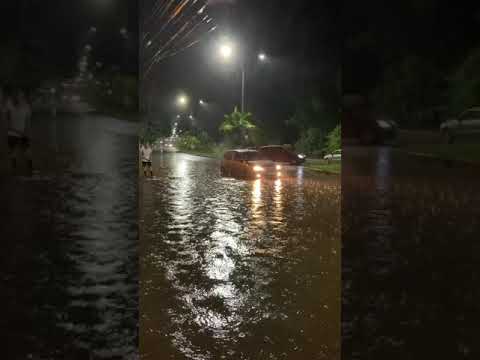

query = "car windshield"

[
  {"left": 264, "top": 147, "right": 287, "bottom": 153},
  {"left": 235, "top": 151, "right": 263, "bottom": 161}
]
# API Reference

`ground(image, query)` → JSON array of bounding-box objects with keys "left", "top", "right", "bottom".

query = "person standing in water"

[
  {"left": 140, "top": 142, "right": 153, "bottom": 177},
  {"left": 8, "top": 90, "right": 32, "bottom": 175}
]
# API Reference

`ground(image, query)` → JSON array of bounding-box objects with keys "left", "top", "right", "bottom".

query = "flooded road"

[
  {"left": 0, "top": 114, "right": 139, "bottom": 359},
  {"left": 342, "top": 146, "right": 480, "bottom": 359},
  {"left": 140, "top": 153, "right": 340, "bottom": 360}
]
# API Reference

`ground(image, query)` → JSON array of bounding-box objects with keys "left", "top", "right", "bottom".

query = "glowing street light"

[
  {"left": 216, "top": 38, "right": 269, "bottom": 112},
  {"left": 176, "top": 95, "right": 189, "bottom": 107},
  {"left": 219, "top": 43, "right": 234, "bottom": 60}
]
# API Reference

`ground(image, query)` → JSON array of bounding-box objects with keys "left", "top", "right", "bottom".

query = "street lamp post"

[
  {"left": 218, "top": 41, "right": 267, "bottom": 113},
  {"left": 241, "top": 64, "right": 246, "bottom": 112}
]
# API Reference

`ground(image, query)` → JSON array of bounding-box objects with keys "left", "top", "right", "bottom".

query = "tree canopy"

[{"left": 219, "top": 107, "right": 257, "bottom": 146}]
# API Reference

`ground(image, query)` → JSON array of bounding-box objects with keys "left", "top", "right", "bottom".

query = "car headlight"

[
  {"left": 298, "top": 154, "right": 306, "bottom": 159},
  {"left": 253, "top": 165, "right": 264, "bottom": 172}
]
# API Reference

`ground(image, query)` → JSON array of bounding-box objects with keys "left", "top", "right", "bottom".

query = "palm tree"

[{"left": 219, "top": 107, "right": 256, "bottom": 146}]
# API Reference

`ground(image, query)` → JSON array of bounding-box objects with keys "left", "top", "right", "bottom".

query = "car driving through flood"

[
  {"left": 221, "top": 149, "right": 284, "bottom": 180},
  {"left": 258, "top": 145, "right": 306, "bottom": 165}
]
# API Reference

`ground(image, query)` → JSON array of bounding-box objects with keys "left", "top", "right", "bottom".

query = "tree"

[
  {"left": 324, "top": 124, "right": 341, "bottom": 154},
  {"left": 295, "top": 128, "right": 326, "bottom": 157},
  {"left": 288, "top": 96, "right": 338, "bottom": 134},
  {"left": 288, "top": 96, "right": 340, "bottom": 155},
  {"left": 372, "top": 55, "right": 443, "bottom": 127},
  {"left": 219, "top": 107, "right": 256, "bottom": 146},
  {"left": 177, "top": 133, "right": 201, "bottom": 151},
  {"left": 139, "top": 122, "right": 162, "bottom": 145},
  {"left": 175, "top": 130, "right": 214, "bottom": 152},
  {"left": 449, "top": 48, "right": 480, "bottom": 113}
]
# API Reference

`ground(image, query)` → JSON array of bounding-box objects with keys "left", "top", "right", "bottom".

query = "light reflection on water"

[
  {"left": 54, "top": 116, "right": 139, "bottom": 359},
  {"left": 141, "top": 153, "right": 340, "bottom": 360},
  {"left": 1, "top": 115, "right": 138, "bottom": 359}
]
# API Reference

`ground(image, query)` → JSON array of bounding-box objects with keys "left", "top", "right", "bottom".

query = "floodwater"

[
  {"left": 0, "top": 114, "right": 139, "bottom": 359},
  {"left": 342, "top": 146, "right": 480, "bottom": 359},
  {"left": 140, "top": 153, "right": 340, "bottom": 360}
]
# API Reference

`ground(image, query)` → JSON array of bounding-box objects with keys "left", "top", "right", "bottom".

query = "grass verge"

[{"left": 304, "top": 159, "right": 341, "bottom": 175}]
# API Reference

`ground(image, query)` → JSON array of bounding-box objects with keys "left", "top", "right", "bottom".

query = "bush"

[
  {"left": 177, "top": 131, "right": 214, "bottom": 152},
  {"left": 196, "top": 131, "right": 214, "bottom": 149},
  {"left": 295, "top": 128, "right": 326, "bottom": 156},
  {"left": 449, "top": 48, "right": 480, "bottom": 113},
  {"left": 177, "top": 134, "right": 202, "bottom": 151},
  {"left": 139, "top": 123, "right": 159, "bottom": 145},
  {"left": 324, "top": 124, "right": 341, "bottom": 154}
]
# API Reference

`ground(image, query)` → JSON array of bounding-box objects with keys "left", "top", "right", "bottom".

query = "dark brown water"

[
  {"left": 140, "top": 153, "right": 340, "bottom": 360},
  {"left": 0, "top": 114, "right": 139, "bottom": 359},
  {"left": 342, "top": 146, "right": 480, "bottom": 359}
]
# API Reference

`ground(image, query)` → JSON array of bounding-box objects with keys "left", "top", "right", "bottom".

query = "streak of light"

[
  {"left": 146, "top": 24, "right": 215, "bottom": 69},
  {"left": 144, "top": 0, "right": 175, "bottom": 27},
  {"left": 142, "top": 0, "right": 216, "bottom": 78},
  {"left": 145, "top": 0, "right": 202, "bottom": 50},
  {"left": 170, "top": 0, "right": 191, "bottom": 21}
]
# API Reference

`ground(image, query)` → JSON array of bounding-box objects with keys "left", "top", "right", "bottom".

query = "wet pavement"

[
  {"left": 342, "top": 146, "right": 480, "bottom": 359},
  {"left": 140, "top": 153, "right": 341, "bottom": 360},
  {"left": 0, "top": 114, "right": 139, "bottom": 359}
]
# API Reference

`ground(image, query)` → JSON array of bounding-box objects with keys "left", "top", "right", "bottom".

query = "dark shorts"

[
  {"left": 8, "top": 136, "right": 30, "bottom": 151},
  {"left": 142, "top": 161, "right": 152, "bottom": 167}
]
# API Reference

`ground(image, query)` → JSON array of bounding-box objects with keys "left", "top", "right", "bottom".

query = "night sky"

[
  {"left": 342, "top": 0, "right": 480, "bottom": 92},
  {"left": 142, "top": 0, "right": 340, "bottom": 141},
  {"left": 3, "top": 1, "right": 480, "bottom": 101}
]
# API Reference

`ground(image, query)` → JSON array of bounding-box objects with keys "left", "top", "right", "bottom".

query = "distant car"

[
  {"left": 221, "top": 149, "right": 283, "bottom": 179},
  {"left": 373, "top": 118, "right": 398, "bottom": 143},
  {"left": 323, "top": 149, "right": 342, "bottom": 162},
  {"left": 343, "top": 96, "right": 398, "bottom": 145},
  {"left": 440, "top": 107, "right": 480, "bottom": 144},
  {"left": 258, "top": 145, "right": 306, "bottom": 165},
  {"left": 161, "top": 142, "right": 177, "bottom": 152}
]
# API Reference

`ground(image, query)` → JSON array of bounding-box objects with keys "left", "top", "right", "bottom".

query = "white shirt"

[
  {"left": 141, "top": 146, "right": 153, "bottom": 162},
  {"left": 9, "top": 102, "right": 31, "bottom": 137}
]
